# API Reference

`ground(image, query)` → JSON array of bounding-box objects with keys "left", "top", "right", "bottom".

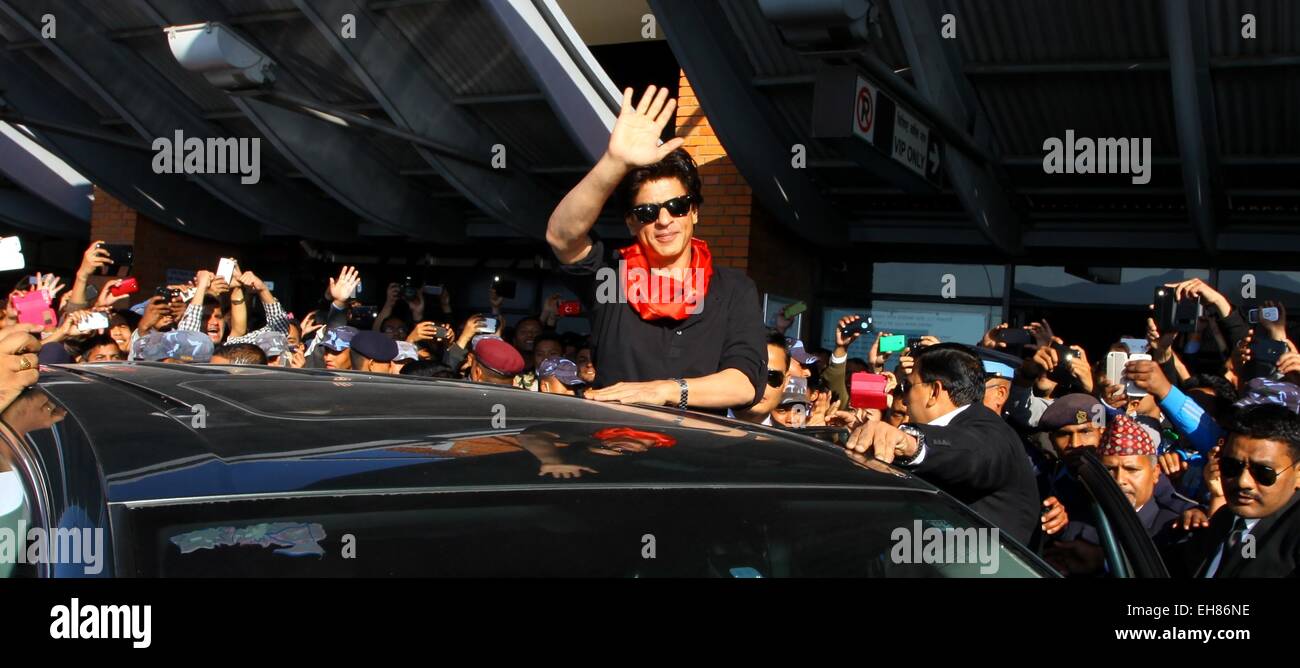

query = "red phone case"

[
  {"left": 109, "top": 277, "right": 139, "bottom": 296},
  {"left": 849, "top": 372, "right": 890, "bottom": 411}
]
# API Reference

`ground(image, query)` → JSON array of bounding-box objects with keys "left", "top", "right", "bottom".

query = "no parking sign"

[{"left": 852, "top": 77, "right": 877, "bottom": 143}]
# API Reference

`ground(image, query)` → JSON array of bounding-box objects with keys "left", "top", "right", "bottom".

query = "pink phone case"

[{"left": 13, "top": 290, "right": 57, "bottom": 327}]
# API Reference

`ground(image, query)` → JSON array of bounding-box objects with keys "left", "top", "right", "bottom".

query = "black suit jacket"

[
  {"left": 910, "top": 404, "right": 1041, "bottom": 545},
  {"left": 1189, "top": 493, "right": 1300, "bottom": 578}
]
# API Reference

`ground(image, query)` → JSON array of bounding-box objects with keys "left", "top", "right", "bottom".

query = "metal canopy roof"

[
  {"left": 651, "top": 0, "right": 1300, "bottom": 261},
  {"left": 0, "top": 0, "right": 622, "bottom": 244}
]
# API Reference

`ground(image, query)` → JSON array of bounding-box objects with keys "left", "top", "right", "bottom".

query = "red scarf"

[{"left": 618, "top": 238, "right": 714, "bottom": 321}]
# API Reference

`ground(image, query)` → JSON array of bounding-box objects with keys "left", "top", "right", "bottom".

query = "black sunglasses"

[
  {"left": 628, "top": 195, "right": 695, "bottom": 223},
  {"left": 766, "top": 369, "right": 785, "bottom": 389},
  {"left": 1218, "top": 455, "right": 1297, "bottom": 487}
]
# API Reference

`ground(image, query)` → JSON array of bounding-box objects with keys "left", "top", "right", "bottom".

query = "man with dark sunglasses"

[
  {"left": 1188, "top": 403, "right": 1300, "bottom": 577},
  {"left": 729, "top": 331, "right": 790, "bottom": 426},
  {"left": 546, "top": 85, "right": 765, "bottom": 412}
]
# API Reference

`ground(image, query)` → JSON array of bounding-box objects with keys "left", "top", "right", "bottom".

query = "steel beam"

[
  {"left": 890, "top": 0, "right": 1020, "bottom": 254},
  {"left": 0, "top": 48, "right": 261, "bottom": 242},
  {"left": 647, "top": 0, "right": 842, "bottom": 247},
  {"left": 1163, "top": 0, "right": 1222, "bottom": 254},
  {"left": 135, "top": 0, "right": 464, "bottom": 240},
  {"left": 0, "top": 0, "right": 352, "bottom": 240},
  {"left": 295, "top": 0, "right": 562, "bottom": 239}
]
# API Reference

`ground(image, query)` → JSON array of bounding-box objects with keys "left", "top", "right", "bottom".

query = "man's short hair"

[
  {"left": 533, "top": 332, "right": 563, "bottom": 350},
  {"left": 212, "top": 342, "right": 267, "bottom": 365},
  {"left": 400, "top": 360, "right": 459, "bottom": 378},
  {"left": 78, "top": 334, "right": 122, "bottom": 360},
  {"left": 765, "top": 330, "right": 791, "bottom": 368},
  {"left": 1182, "top": 373, "right": 1239, "bottom": 417},
  {"left": 1227, "top": 404, "right": 1300, "bottom": 462},
  {"left": 615, "top": 148, "right": 704, "bottom": 214},
  {"left": 913, "top": 343, "right": 985, "bottom": 407}
]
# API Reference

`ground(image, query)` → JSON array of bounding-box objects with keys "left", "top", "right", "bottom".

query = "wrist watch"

[
  {"left": 671, "top": 378, "right": 688, "bottom": 410},
  {"left": 894, "top": 424, "right": 925, "bottom": 466}
]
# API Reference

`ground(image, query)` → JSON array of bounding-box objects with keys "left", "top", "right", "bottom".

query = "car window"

[
  {"left": 0, "top": 448, "right": 36, "bottom": 579},
  {"left": 0, "top": 389, "right": 114, "bottom": 578},
  {"left": 129, "top": 487, "right": 1048, "bottom": 577}
]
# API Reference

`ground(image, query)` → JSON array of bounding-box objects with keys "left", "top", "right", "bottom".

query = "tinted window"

[
  {"left": 0, "top": 389, "right": 113, "bottom": 578},
  {"left": 130, "top": 488, "right": 1046, "bottom": 577}
]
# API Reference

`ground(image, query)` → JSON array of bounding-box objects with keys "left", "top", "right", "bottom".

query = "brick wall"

[
  {"left": 88, "top": 185, "right": 138, "bottom": 245},
  {"left": 675, "top": 70, "right": 751, "bottom": 271},
  {"left": 674, "top": 69, "right": 817, "bottom": 312},
  {"left": 88, "top": 185, "right": 243, "bottom": 293}
]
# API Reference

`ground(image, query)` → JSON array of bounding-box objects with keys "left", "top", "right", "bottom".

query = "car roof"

[{"left": 32, "top": 363, "right": 938, "bottom": 505}]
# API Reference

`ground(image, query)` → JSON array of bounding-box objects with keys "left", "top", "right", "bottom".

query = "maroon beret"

[{"left": 472, "top": 336, "right": 525, "bottom": 376}]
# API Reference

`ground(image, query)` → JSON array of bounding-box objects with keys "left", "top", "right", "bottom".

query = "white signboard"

[{"left": 891, "top": 106, "right": 931, "bottom": 178}]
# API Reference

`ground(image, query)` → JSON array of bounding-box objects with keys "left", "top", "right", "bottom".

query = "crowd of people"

[{"left": 0, "top": 85, "right": 1295, "bottom": 578}]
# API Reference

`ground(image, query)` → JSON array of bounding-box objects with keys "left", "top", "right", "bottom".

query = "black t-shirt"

[{"left": 558, "top": 239, "right": 766, "bottom": 408}]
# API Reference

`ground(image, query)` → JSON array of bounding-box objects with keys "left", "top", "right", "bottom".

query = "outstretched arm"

[{"left": 546, "top": 86, "right": 684, "bottom": 265}]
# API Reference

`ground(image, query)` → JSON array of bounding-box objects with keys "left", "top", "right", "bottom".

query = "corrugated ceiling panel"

[
  {"left": 948, "top": 0, "right": 1167, "bottom": 63},
  {"left": 1209, "top": 0, "right": 1300, "bottom": 57},
  {"left": 973, "top": 72, "right": 1179, "bottom": 155},
  {"left": 385, "top": 0, "right": 537, "bottom": 97}
]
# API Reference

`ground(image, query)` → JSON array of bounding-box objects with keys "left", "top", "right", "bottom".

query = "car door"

[{"left": 1064, "top": 449, "right": 1170, "bottom": 578}]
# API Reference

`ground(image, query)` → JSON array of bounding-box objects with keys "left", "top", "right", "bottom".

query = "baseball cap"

[
  {"left": 250, "top": 330, "right": 288, "bottom": 358},
  {"left": 132, "top": 330, "right": 213, "bottom": 362},
  {"left": 785, "top": 338, "right": 819, "bottom": 367},
  {"left": 318, "top": 326, "right": 358, "bottom": 352},
  {"left": 977, "top": 347, "right": 1020, "bottom": 381},
  {"left": 537, "top": 356, "right": 586, "bottom": 387},
  {"left": 778, "top": 376, "right": 811, "bottom": 407},
  {"left": 394, "top": 341, "right": 420, "bottom": 362},
  {"left": 350, "top": 330, "right": 399, "bottom": 363},
  {"left": 1235, "top": 378, "right": 1300, "bottom": 414}
]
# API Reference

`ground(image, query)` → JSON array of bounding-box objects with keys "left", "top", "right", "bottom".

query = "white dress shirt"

[{"left": 904, "top": 404, "right": 971, "bottom": 466}]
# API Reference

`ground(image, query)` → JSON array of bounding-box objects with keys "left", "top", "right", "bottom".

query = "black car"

[{"left": 0, "top": 363, "right": 1162, "bottom": 578}]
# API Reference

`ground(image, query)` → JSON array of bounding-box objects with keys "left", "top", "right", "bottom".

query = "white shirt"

[
  {"left": 1203, "top": 516, "right": 1260, "bottom": 577},
  {"left": 903, "top": 404, "right": 971, "bottom": 466}
]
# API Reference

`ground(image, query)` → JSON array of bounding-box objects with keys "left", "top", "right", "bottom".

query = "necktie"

[{"left": 1225, "top": 517, "right": 1246, "bottom": 555}]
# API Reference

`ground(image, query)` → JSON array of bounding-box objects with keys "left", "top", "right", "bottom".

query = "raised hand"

[
  {"left": 835, "top": 314, "right": 864, "bottom": 350},
  {"left": 1159, "top": 451, "right": 1188, "bottom": 481},
  {"left": 1260, "top": 299, "right": 1288, "bottom": 342},
  {"left": 299, "top": 311, "right": 325, "bottom": 339},
  {"left": 1146, "top": 317, "right": 1178, "bottom": 364},
  {"left": 238, "top": 270, "right": 267, "bottom": 293},
  {"left": 328, "top": 266, "right": 361, "bottom": 307},
  {"left": 1167, "top": 277, "right": 1230, "bottom": 317},
  {"left": 94, "top": 280, "right": 129, "bottom": 308},
  {"left": 981, "top": 323, "right": 1009, "bottom": 349},
  {"left": 34, "top": 272, "right": 65, "bottom": 301},
  {"left": 77, "top": 241, "right": 113, "bottom": 279},
  {"left": 407, "top": 321, "right": 439, "bottom": 344},
  {"left": 1124, "top": 358, "right": 1173, "bottom": 400},
  {"left": 606, "top": 86, "right": 685, "bottom": 169}
]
